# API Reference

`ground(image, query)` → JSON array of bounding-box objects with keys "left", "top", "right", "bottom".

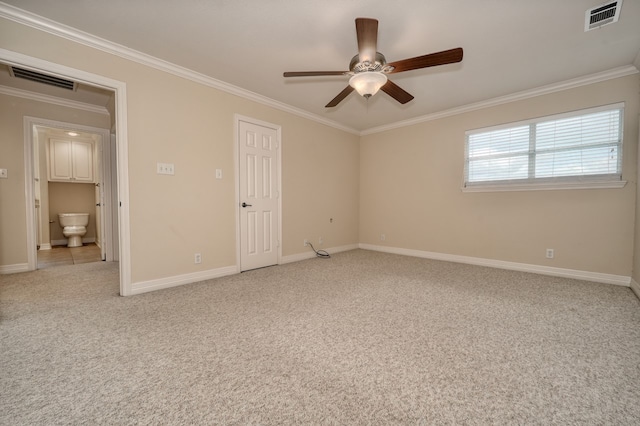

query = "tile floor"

[{"left": 37, "top": 243, "right": 102, "bottom": 269}]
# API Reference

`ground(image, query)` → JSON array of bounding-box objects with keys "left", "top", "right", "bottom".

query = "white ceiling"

[{"left": 2, "top": 0, "right": 640, "bottom": 132}]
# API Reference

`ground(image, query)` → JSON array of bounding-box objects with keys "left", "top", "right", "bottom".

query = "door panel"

[
  {"left": 239, "top": 120, "right": 279, "bottom": 271},
  {"left": 263, "top": 211, "right": 272, "bottom": 253}
]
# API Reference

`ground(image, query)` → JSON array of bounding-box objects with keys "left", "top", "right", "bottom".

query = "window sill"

[{"left": 462, "top": 180, "right": 627, "bottom": 193}]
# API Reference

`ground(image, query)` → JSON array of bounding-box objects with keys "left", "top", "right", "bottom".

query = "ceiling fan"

[{"left": 283, "top": 18, "right": 463, "bottom": 108}]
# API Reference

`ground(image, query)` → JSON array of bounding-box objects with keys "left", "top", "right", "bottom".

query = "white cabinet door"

[
  {"left": 48, "top": 139, "right": 94, "bottom": 182},
  {"left": 71, "top": 140, "right": 94, "bottom": 182},
  {"left": 49, "top": 138, "right": 73, "bottom": 181}
]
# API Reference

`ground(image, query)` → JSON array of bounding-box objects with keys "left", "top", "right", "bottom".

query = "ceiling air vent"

[
  {"left": 585, "top": 0, "right": 622, "bottom": 31},
  {"left": 9, "top": 66, "right": 77, "bottom": 91}
]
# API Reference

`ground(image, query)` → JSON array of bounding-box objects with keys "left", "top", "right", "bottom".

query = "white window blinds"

[{"left": 465, "top": 104, "right": 623, "bottom": 188}]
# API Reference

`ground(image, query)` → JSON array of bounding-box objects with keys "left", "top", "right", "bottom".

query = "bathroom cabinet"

[{"left": 48, "top": 139, "right": 94, "bottom": 183}]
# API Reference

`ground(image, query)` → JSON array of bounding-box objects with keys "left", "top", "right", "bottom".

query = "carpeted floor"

[{"left": 1, "top": 249, "right": 639, "bottom": 425}]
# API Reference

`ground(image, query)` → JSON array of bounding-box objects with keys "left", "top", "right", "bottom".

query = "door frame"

[
  {"left": 234, "top": 114, "right": 282, "bottom": 272},
  {"left": 25, "top": 117, "right": 112, "bottom": 259},
  {"left": 1, "top": 48, "right": 132, "bottom": 296}
]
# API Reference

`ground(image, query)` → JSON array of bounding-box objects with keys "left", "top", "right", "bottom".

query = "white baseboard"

[
  {"left": 280, "top": 243, "right": 360, "bottom": 264},
  {"left": 131, "top": 265, "right": 239, "bottom": 295},
  {"left": 359, "top": 244, "right": 631, "bottom": 287},
  {"left": 39, "top": 243, "right": 52, "bottom": 250},
  {"left": 630, "top": 278, "right": 640, "bottom": 300},
  {"left": 0, "top": 263, "right": 29, "bottom": 274},
  {"left": 131, "top": 244, "right": 359, "bottom": 295}
]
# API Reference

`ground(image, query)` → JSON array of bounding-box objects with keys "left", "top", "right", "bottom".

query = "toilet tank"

[{"left": 58, "top": 213, "right": 89, "bottom": 227}]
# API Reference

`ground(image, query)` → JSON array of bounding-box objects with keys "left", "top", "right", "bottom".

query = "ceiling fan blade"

[
  {"left": 284, "top": 71, "right": 348, "bottom": 77},
  {"left": 387, "top": 47, "right": 463, "bottom": 74},
  {"left": 380, "top": 80, "right": 414, "bottom": 104},
  {"left": 325, "top": 85, "right": 355, "bottom": 108},
  {"left": 355, "top": 18, "right": 378, "bottom": 63}
]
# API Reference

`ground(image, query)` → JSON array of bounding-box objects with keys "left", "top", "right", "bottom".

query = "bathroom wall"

[{"left": 48, "top": 182, "right": 96, "bottom": 245}]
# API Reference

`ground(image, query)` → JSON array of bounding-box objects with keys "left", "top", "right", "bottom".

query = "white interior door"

[{"left": 238, "top": 119, "right": 280, "bottom": 271}]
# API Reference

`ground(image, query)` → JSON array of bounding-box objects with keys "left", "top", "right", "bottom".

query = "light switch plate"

[
  {"left": 215, "top": 169, "right": 223, "bottom": 179},
  {"left": 157, "top": 162, "right": 174, "bottom": 175},
  {"left": 0, "top": 168, "right": 7, "bottom": 179}
]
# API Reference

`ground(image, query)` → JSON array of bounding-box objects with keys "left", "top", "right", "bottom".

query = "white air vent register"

[{"left": 585, "top": 0, "right": 622, "bottom": 31}]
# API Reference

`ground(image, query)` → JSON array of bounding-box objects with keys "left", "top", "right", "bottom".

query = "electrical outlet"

[
  {"left": 0, "top": 168, "right": 7, "bottom": 179},
  {"left": 304, "top": 239, "right": 309, "bottom": 247},
  {"left": 194, "top": 253, "right": 202, "bottom": 264},
  {"left": 546, "top": 249, "right": 554, "bottom": 259},
  {"left": 380, "top": 234, "right": 386, "bottom": 241}
]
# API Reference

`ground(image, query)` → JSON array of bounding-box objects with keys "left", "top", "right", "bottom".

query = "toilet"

[{"left": 58, "top": 213, "right": 89, "bottom": 248}]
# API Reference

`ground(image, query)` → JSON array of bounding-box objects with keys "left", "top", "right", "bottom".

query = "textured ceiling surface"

[{"left": 1, "top": 0, "right": 639, "bottom": 131}]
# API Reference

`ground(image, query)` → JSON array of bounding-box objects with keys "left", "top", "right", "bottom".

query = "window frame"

[{"left": 462, "top": 103, "right": 626, "bottom": 192}]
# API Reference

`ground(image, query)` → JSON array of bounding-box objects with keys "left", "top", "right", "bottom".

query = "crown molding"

[
  {"left": 0, "top": 84, "right": 109, "bottom": 114},
  {"left": 361, "top": 65, "right": 639, "bottom": 136},
  {"left": 0, "top": 2, "right": 359, "bottom": 135}
]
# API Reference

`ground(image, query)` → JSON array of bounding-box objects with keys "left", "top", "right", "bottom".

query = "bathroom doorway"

[
  {"left": 29, "top": 121, "right": 115, "bottom": 269},
  {"left": 1, "top": 47, "right": 133, "bottom": 295}
]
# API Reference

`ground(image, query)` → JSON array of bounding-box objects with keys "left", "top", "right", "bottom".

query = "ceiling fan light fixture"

[
  {"left": 283, "top": 18, "right": 463, "bottom": 107},
  {"left": 349, "top": 72, "right": 387, "bottom": 98}
]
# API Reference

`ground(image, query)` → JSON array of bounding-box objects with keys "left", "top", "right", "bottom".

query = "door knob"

[{"left": 241, "top": 202, "right": 252, "bottom": 208}]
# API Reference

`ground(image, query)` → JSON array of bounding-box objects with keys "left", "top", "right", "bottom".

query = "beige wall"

[
  {"left": 360, "top": 75, "right": 639, "bottom": 277},
  {"left": 0, "top": 17, "right": 360, "bottom": 282},
  {"left": 1, "top": 16, "right": 638, "bottom": 286},
  {"left": 48, "top": 182, "right": 96, "bottom": 243},
  {"left": 0, "top": 91, "right": 109, "bottom": 266}
]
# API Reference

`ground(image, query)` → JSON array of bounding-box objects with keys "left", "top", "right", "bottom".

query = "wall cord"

[{"left": 308, "top": 242, "right": 330, "bottom": 258}]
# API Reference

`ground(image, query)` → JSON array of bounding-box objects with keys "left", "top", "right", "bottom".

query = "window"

[{"left": 464, "top": 103, "right": 624, "bottom": 191}]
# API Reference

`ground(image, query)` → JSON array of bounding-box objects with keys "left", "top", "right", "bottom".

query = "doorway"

[
  {"left": 235, "top": 115, "right": 282, "bottom": 272},
  {"left": 0, "top": 47, "right": 132, "bottom": 296},
  {"left": 28, "top": 120, "right": 114, "bottom": 268}
]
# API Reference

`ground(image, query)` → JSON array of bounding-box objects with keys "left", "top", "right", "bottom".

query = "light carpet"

[{"left": 1, "top": 249, "right": 639, "bottom": 424}]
